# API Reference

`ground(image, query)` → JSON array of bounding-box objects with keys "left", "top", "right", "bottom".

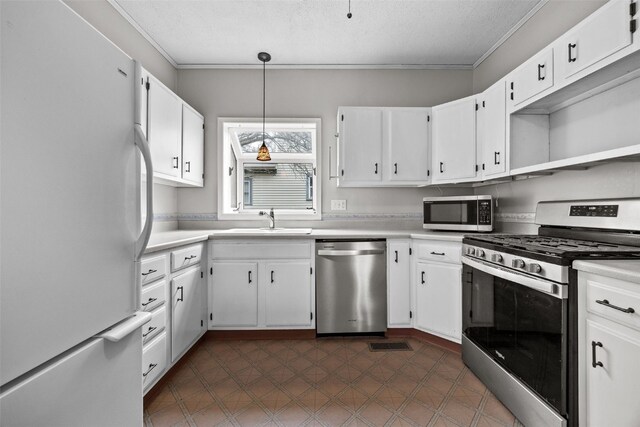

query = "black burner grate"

[{"left": 368, "top": 341, "right": 413, "bottom": 352}]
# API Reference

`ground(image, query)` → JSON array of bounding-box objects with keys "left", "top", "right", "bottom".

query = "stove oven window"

[{"left": 462, "top": 266, "right": 568, "bottom": 416}]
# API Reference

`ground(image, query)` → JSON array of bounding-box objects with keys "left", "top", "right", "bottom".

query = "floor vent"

[{"left": 368, "top": 341, "right": 412, "bottom": 352}]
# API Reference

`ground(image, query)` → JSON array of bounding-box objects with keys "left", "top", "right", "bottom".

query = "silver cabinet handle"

[
  {"left": 317, "top": 249, "right": 385, "bottom": 256},
  {"left": 143, "top": 363, "right": 157, "bottom": 378},
  {"left": 172, "top": 156, "right": 179, "bottom": 169},
  {"left": 141, "top": 269, "right": 157, "bottom": 276},
  {"left": 142, "top": 326, "right": 157, "bottom": 338},
  {"left": 177, "top": 286, "right": 184, "bottom": 302},
  {"left": 596, "top": 299, "right": 635, "bottom": 314},
  {"left": 185, "top": 161, "right": 191, "bottom": 173},
  {"left": 184, "top": 255, "right": 197, "bottom": 260},
  {"left": 430, "top": 251, "right": 445, "bottom": 256},
  {"left": 141, "top": 297, "right": 157, "bottom": 307}
]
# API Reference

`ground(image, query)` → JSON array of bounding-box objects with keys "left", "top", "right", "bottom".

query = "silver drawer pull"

[
  {"left": 143, "top": 363, "right": 157, "bottom": 378},
  {"left": 142, "top": 326, "right": 157, "bottom": 338},
  {"left": 596, "top": 299, "right": 635, "bottom": 314},
  {"left": 141, "top": 269, "right": 157, "bottom": 276},
  {"left": 430, "top": 251, "right": 445, "bottom": 256},
  {"left": 184, "top": 255, "right": 197, "bottom": 260},
  {"left": 141, "top": 297, "right": 157, "bottom": 307}
]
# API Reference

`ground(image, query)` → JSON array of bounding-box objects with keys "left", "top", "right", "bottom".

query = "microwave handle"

[{"left": 462, "top": 256, "right": 567, "bottom": 299}]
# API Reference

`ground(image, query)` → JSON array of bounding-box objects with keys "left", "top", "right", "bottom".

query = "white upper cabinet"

[
  {"left": 337, "top": 107, "right": 431, "bottom": 187},
  {"left": 338, "top": 107, "right": 383, "bottom": 185},
  {"left": 147, "top": 73, "right": 182, "bottom": 179},
  {"left": 432, "top": 95, "right": 477, "bottom": 183},
  {"left": 138, "top": 66, "right": 204, "bottom": 188},
  {"left": 507, "top": 47, "right": 554, "bottom": 110},
  {"left": 477, "top": 80, "right": 508, "bottom": 179},
  {"left": 181, "top": 104, "right": 204, "bottom": 186},
  {"left": 555, "top": 0, "right": 634, "bottom": 82},
  {"left": 386, "top": 108, "right": 431, "bottom": 183}
]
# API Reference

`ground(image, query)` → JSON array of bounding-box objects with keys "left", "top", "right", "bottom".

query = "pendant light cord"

[{"left": 262, "top": 60, "right": 265, "bottom": 140}]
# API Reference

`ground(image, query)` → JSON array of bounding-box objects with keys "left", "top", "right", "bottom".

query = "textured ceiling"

[{"left": 111, "top": 0, "right": 543, "bottom": 68}]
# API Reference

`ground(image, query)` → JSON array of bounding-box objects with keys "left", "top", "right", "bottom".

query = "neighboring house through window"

[{"left": 219, "top": 119, "right": 321, "bottom": 220}]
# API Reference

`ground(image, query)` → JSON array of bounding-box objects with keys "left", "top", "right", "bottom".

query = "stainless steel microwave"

[{"left": 423, "top": 195, "right": 493, "bottom": 232}]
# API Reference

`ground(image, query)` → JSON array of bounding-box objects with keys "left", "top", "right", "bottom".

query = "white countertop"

[
  {"left": 573, "top": 259, "right": 640, "bottom": 284},
  {"left": 144, "top": 228, "right": 470, "bottom": 253}
]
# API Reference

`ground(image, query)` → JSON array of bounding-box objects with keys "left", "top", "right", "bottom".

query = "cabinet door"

[
  {"left": 338, "top": 107, "right": 383, "bottom": 184},
  {"left": 415, "top": 261, "right": 462, "bottom": 342},
  {"left": 147, "top": 74, "right": 182, "bottom": 178},
  {"left": 432, "top": 96, "right": 477, "bottom": 182},
  {"left": 557, "top": 0, "right": 633, "bottom": 81},
  {"left": 584, "top": 320, "right": 640, "bottom": 426},
  {"left": 181, "top": 104, "right": 204, "bottom": 186},
  {"left": 388, "top": 240, "right": 412, "bottom": 327},
  {"left": 210, "top": 262, "right": 258, "bottom": 327},
  {"left": 478, "top": 80, "right": 507, "bottom": 178},
  {"left": 386, "top": 109, "right": 431, "bottom": 183},
  {"left": 264, "top": 261, "right": 312, "bottom": 327},
  {"left": 171, "top": 267, "right": 204, "bottom": 362},
  {"left": 507, "top": 48, "right": 554, "bottom": 108}
]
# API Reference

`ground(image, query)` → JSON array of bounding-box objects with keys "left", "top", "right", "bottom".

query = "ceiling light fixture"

[
  {"left": 256, "top": 51, "right": 271, "bottom": 162},
  {"left": 347, "top": 0, "right": 352, "bottom": 19}
]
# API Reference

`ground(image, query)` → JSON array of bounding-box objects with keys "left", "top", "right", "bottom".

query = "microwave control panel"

[{"left": 478, "top": 200, "right": 492, "bottom": 225}]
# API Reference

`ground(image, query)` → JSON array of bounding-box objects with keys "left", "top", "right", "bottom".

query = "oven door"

[{"left": 462, "top": 256, "right": 568, "bottom": 416}]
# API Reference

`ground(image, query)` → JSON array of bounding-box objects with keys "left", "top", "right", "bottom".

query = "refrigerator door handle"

[
  {"left": 134, "top": 124, "right": 154, "bottom": 261},
  {"left": 98, "top": 311, "right": 152, "bottom": 342}
]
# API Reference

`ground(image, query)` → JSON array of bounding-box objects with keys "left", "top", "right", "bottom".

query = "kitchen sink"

[{"left": 226, "top": 228, "right": 312, "bottom": 235}]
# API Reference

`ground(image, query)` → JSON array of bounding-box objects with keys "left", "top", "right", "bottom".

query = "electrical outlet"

[{"left": 331, "top": 200, "right": 347, "bottom": 211}]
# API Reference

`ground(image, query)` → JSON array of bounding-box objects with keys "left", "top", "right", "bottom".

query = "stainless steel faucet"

[{"left": 259, "top": 208, "right": 275, "bottom": 229}]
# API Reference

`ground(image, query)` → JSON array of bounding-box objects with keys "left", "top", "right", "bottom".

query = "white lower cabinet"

[
  {"left": 139, "top": 242, "right": 206, "bottom": 394},
  {"left": 412, "top": 240, "right": 462, "bottom": 343},
  {"left": 209, "top": 240, "right": 315, "bottom": 330},
  {"left": 210, "top": 262, "right": 259, "bottom": 327},
  {"left": 387, "top": 239, "right": 412, "bottom": 327},
  {"left": 578, "top": 269, "right": 640, "bottom": 426},
  {"left": 583, "top": 320, "right": 640, "bottom": 426},
  {"left": 264, "top": 261, "right": 313, "bottom": 327},
  {"left": 171, "top": 266, "right": 205, "bottom": 362}
]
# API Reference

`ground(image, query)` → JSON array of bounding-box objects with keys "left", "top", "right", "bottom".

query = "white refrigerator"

[{"left": 1, "top": 1, "right": 153, "bottom": 425}]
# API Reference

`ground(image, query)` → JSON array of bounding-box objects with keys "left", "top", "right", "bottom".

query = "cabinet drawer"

[
  {"left": 140, "top": 280, "right": 166, "bottom": 312},
  {"left": 140, "top": 255, "right": 166, "bottom": 285},
  {"left": 142, "top": 332, "right": 167, "bottom": 390},
  {"left": 171, "top": 244, "right": 203, "bottom": 272},
  {"left": 586, "top": 278, "right": 640, "bottom": 332},
  {"left": 142, "top": 305, "right": 166, "bottom": 344},
  {"left": 415, "top": 242, "right": 461, "bottom": 264},
  {"left": 211, "top": 241, "right": 312, "bottom": 260}
]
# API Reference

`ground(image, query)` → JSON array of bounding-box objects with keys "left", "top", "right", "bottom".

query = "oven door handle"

[{"left": 462, "top": 256, "right": 567, "bottom": 299}]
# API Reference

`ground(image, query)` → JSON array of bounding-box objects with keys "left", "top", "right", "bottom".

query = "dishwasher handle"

[{"left": 317, "top": 249, "right": 385, "bottom": 256}]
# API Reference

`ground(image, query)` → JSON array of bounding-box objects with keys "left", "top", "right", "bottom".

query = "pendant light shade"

[{"left": 257, "top": 52, "right": 271, "bottom": 161}]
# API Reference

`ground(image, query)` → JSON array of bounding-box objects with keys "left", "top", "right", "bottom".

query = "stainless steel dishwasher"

[{"left": 316, "top": 240, "right": 387, "bottom": 335}]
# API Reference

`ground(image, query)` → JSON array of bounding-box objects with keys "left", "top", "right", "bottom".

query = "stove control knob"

[
  {"left": 512, "top": 259, "right": 525, "bottom": 269},
  {"left": 527, "top": 263, "right": 542, "bottom": 274},
  {"left": 477, "top": 249, "right": 485, "bottom": 258},
  {"left": 467, "top": 247, "right": 476, "bottom": 256},
  {"left": 491, "top": 254, "right": 503, "bottom": 263}
]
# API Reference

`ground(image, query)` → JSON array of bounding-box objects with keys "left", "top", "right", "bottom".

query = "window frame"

[{"left": 218, "top": 117, "right": 322, "bottom": 220}]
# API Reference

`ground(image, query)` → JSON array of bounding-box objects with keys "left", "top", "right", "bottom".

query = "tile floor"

[{"left": 144, "top": 337, "right": 524, "bottom": 427}]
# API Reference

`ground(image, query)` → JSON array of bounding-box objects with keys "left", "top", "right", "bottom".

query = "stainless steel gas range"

[{"left": 461, "top": 198, "right": 640, "bottom": 427}]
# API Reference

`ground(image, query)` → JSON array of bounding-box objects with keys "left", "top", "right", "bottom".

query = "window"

[
  {"left": 219, "top": 118, "right": 321, "bottom": 220},
  {"left": 243, "top": 177, "right": 253, "bottom": 206}
]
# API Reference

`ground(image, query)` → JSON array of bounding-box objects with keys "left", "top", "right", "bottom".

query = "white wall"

[
  {"left": 472, "top": 0, "right": 640, "bottom": 232},
  {"left": 175, "top": 68, "right": 475, "bottom": 229}
]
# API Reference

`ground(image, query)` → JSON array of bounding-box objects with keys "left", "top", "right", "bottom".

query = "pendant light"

[{"left": 256, "top": 51, "right": 271, "bottom": 161}]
